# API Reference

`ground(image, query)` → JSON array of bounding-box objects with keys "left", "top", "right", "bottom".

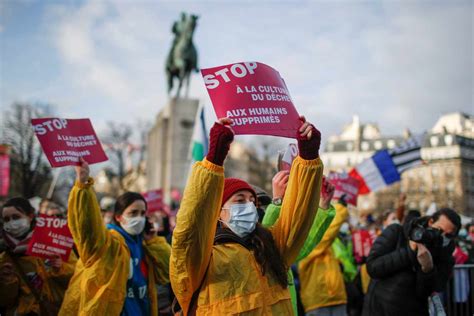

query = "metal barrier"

[{"left": 445, "top": 264, "right": 474, "bottom": 316}]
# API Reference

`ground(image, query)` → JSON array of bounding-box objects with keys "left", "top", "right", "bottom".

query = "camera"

[{"left": 409, "top": 218, "right": 442, "bottom": 247}]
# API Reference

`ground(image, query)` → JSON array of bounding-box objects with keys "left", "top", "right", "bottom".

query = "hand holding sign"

[
  {"left": 205, "top": 118, "right": 235, "bottom": 166},
  {"left": 75, "top": 157, "right": 90, "bottom": 184},
  {"left": 46, "top": 255, "right": 63, "bottom": 270},
  {"left": 320, "top": 177, "right": 335, "bottom": 210},
  {"left": 272, "top": 170, "right": 290, "bottom": 200},
  {"left": 297, "top": 116, "right": 321, "bottom": 160},
  {"left": 32, "top": 118, "right": 108, "bottom": 168},
  {"left": 202, "top": 62, "right": 301, "bottom": 138}
]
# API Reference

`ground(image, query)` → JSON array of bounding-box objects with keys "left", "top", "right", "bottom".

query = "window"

[
  {"left": 375, "top": 141, "right": 383, "bottom": 150},
  {"left": 346, "top": 142, "right": 354, "bottom": 151},
  {"left": 446, "top": 166, "right": 454, "bottom": 176},
  {"left": 387, "top": 140, "right": 396, "bottom": 148},
  {"left": 430, "top": 136, "right": 439, "bottom": 147},
  {"left": 361, "top": 142, "right": 370, "bottom": 151},
  {"left": 444, "top": 135, "right": 453, "bottom": 146}
]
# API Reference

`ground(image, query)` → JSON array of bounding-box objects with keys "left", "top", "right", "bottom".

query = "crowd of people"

[{"left": 0, "top": 116, "right": 468, "bottom": 316}]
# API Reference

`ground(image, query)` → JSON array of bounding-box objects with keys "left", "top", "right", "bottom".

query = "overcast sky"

[{"left": 1, "top": 0, "right": 472, "bottom": 145}]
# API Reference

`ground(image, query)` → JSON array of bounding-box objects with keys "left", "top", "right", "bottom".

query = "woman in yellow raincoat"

[
  {"left": 0, "top": 197, "right": 76, "bottom": 316},
  {"left": 298, "top": 200, "right": 349, "bottom": 315},
  {"left": 59, "top": 159, "right": 171, "bottom": 316},
  {"left": 170, "top": 116, "right": 323, "bottom": 315}
]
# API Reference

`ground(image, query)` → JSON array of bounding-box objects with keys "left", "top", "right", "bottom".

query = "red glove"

[
  {"left": 206, "top": 122, "right": 234, "bottom": 166},
  {"left": 297, "top": 125, "right": 321, "bottom": 160}
]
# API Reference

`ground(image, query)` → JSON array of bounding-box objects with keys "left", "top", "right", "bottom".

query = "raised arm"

[
  {"left": 309, "top": 203, "right": 349, "bottom": 257},
  {"left": 170, "top": 119, "right": 232, "bottom": 315},
  {"left": 270, "top": 117, "right": 324, "bottom": 266},
  {"left": 68, "top": 158, "right": 109, "bottom": 265},
  {"left": 296, "top": 179, "right": 336, "bottom": 260},
  {"left": 262, "top": 171, "right": 335, "bottom": 262}
]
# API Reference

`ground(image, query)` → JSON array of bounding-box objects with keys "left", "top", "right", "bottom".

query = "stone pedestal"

[{"left": 147, "top": 98, "right": 199, "bottom": 203}]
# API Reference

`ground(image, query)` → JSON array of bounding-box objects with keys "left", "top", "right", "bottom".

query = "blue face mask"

[{"left": 222, "top": 202, "right": 258, "bottom": 238}]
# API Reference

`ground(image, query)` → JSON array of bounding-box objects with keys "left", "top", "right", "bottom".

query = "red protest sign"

[
  {"left": 0, "top": 154, "right": 10, "bottom": 196},
  {"left": 201, "top": 62, "right": 301, "bottom": 138},
  {"left": 31, "top": 118, "right": 108, "bottom": 167},
  {"left": 352, "top": 229, "right": 376, "bottom": 264},
  {"left": 143, "top": 189, "right": 164, "bottom": 213},
  {"left": 27, "top": 215, "right": 74, "bottom": 261},
  {"left": 327, "top": 171, "right": 360, "bottom": 206}
]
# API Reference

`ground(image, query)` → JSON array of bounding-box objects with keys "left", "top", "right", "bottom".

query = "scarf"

[
  {"left": 2, "top": 230, "right": 34, "bottom": 254},
  {"left": 107, "top": 223, "right": 150, "bottom": 316}
]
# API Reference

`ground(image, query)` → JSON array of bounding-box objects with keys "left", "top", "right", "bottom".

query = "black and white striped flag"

[{"left": 389, "top": 134, "right": 424, "bottom": 174}]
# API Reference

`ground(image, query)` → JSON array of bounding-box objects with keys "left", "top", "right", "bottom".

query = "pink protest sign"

[
  {"left": 31, "top": 118, "right": 108, "bottom": 167},
  {"left": 201, "top": 62, "right": 301, "bottom": 138},
  {"left": 327, "top": 171, "right": 360, "bottom": 206},
  {"left": 352, "top": 229, "right": 377, "bottom": 264},
  {"left": 0, "top": 154, "right": 10, "bottom": 196},
  {"left": 26, "top": 215, "right": 74, "bottom": 261},
  {"left": 143, "top": 189, "right": 164, "bottom": 213}
]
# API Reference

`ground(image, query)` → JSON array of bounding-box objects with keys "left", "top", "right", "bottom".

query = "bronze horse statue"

[{"left": 166, "top": 13, "right": 199, "bottom": 97}]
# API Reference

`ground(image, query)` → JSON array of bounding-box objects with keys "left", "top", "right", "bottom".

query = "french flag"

[
  {"left": 349, "top": 136, "right": 423, "bottom": 195},
  {"left": 349, "top": 150, "right": 400, "bottom": 195}
]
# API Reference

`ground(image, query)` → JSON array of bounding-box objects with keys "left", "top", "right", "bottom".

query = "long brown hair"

[{"left": 249, "top": 223, "right": 289, "bottom": 288}]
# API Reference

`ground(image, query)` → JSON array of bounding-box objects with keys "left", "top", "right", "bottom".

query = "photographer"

[{"left": 362, "top": 208, "right": 461, "bottom": 316}]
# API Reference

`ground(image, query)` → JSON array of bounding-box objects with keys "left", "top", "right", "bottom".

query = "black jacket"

[{"left": 362, "top": 222, "right": 454, "bottom": 316}]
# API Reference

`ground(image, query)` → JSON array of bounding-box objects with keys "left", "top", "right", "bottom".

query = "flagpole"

[{"left": 47, "top": 168, "right": 61, "bottom": 199}]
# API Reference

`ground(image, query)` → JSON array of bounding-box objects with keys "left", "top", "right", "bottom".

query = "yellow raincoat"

[
  {"left": 0, "top": 251, "right": 76, "bottom": 316},
  {"left": 59, "top": 179, "right": 171, "bottom": 316},
  {"left": 298, "top": 203, "right": 349, "bottom": 312},
  {"left": 170, "top": 157, "right": 323, "bottom": 315}
]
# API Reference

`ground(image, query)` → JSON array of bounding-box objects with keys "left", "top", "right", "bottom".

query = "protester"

[
  {"left": 381, "top": 210, "right": 400, "bottom": 230},
  {"left": 38, "top": 198, "right": 53, "bottom": 215},
  {"left": 298, "top": 194, "right": 350, "bottom": 316},
  {"left": 100, "top": 196, "right": 116, "bottom": 226},
  {"left": 0, "top": 197, "right": 76, "bottom": 315},
  {"left": 332, "top": 221, "right": 363, "bottom": 316},
  {"left": 38, "top": 198, "right": 65, "bottom": 218},
  {"left": 362, "top": 208, "right": 461, "bottom": 316},
  {"left": 262, "top": 172, "right": 336, "bottom": 315},
  {"left": 59, "top": 159, "right": 171, "bottom": 315},
  {"left": 252, "top": 184, "right": 272, "bottom": 223},
  {"left": 467, "top": 222, "right": 474, "bottom": 241},
  {"left": 170, "top": 116, "right": 323, "bottom": 315}
]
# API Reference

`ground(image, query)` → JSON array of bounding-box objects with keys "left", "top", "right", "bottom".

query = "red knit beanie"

[{"left": 221, "top": 178, "right": 257, "bottom": 207}]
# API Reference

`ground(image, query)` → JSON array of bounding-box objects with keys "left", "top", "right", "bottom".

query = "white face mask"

[
  {"left": 121, "top": 215, "right": 146, "bottom": 235},
  {"left": 4, "top": 218, "right": 31, "bottom": 238},
  {"left": 222, "top": 202, "right": 258, "bottom": 238},
  {"left": 340, "top": 222, "right": 350, "bottom": 234}
]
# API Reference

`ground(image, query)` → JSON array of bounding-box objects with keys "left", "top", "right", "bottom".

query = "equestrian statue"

[{"left": 166, "top": 12, "right": 199, "bottom": 98}]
